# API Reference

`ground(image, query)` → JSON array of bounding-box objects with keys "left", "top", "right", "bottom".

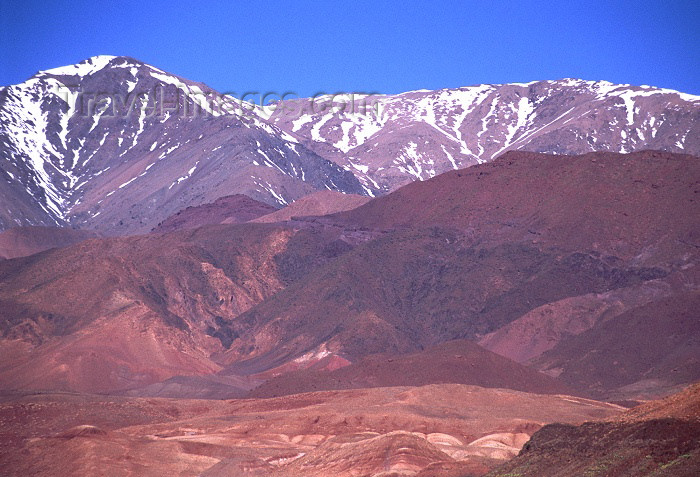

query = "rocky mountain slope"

[
  {"left": 269, "top": 80, "right": 700, "bottom": 192},
  {"left": 0, "top": 55, "right": 364, "bottom": 234},
  {"left": 0, "top": 221, "right": 361, "bottom": 393},
  {"left": 0, "top": 150, "right": 696, "bottom": 401},
  {"left": 489, "top": 383, "right": 700, "bottom": 477},
  {"left": 530, "top": 292, "right": 700, "bottom": 400},
  {"left": 219, "top": 151, "right": 698, "bottom": 399},
  {"left": 328, "top": 150, "right": 699, "bottom": 261},
  {"left": 2, "top": 56, "right": 699, "bottom": 234}
]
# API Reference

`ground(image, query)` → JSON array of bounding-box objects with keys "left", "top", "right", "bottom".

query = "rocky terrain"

[
  {"left": 0, "top": 385, "right": 622, "bottom": 476},
  {"left": 489, "top": 383, "right": 700, "bottom": 477},
  {"left": 2, "top": 56, "right": 698, "bottom": 234},
  {"left": 1, "top": 56, "right": 699, "bottom": 476},
  {"left": 0, "top": 56, "right": 364, "bottom": 234},
  {"left": 0, "top": 150, "right": 696, "bottom": 404},
  {"left": 269, "top": 80, "right": 700, "bottom": 192},
  {"left": 0, "top": 221, "right": 357, "bottom": 394}
]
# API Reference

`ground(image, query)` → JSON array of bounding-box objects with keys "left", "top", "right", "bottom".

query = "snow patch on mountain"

[{"left": 40, "top": 55, "right": 117, "bottom": 77}]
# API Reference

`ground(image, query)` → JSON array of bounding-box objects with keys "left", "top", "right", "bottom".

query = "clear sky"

[{"left": 1, "top": 0, "right": 698, "bottom": 96}]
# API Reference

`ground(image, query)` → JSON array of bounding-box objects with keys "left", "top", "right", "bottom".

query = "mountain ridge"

[
  {"left": 0, "top": 55, "right": 365, "bottom": 234},
  {"left": 269, "top": 78, "right": 700, "bottom": 191},
  {"left": 2, "top": 55, "right": 698, "bottom": 233}
]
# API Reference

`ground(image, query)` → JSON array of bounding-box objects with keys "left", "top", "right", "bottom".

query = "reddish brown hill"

[
  {"left": 248, "top": 340, "right": 576, "bottom": 398},
  {"left": 331, "top": 150, "right": 700, "bottom": 261},
  {"left": 489, "top": 383, "right": 700, "bottom": 477},
  {"left": 252, "top": 190, "right": 370, "bottom": 223},
  {"left": 0, "top": 226, "right": 98, "bottom": 260},
  {"left": 0, "top": 151, "right": 697, "bottom": 400},
  {"left": 221, "top": 228, "right": 668, "bottom": 379},
  {"left": 615, "top": 382, "right": 700, "bottom": 422},
  {"left": 477, "top": 279, "right": 675, "bottom": 364},
  {"left": 531, "top": 292, "right": 700, "bottom": 400},
  {"left": 0, "top": 222, "right": 357, "bottom": 393},
  {"left": 214, "top": 151, "right": 699, "bottom": 400},
  {"left": 152, "top": 194, "right": 278, "bottom": 232}
]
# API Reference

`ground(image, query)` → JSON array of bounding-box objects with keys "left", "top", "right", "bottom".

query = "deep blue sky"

[{"left": 1, "top": 0, "right": 698, "bottom": 96}]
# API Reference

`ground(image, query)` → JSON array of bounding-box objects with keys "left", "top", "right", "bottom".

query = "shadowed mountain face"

[
  {"left": 0, "top": 151, "right": 697, "bottom": 401},
  {"left": 222, "top": 230, "right": 669, "bottom": 370},
  {"left": 530, "top": 292, "right": 700, "bottom": 400},
  {"left": 0, "top": 55, "right": 365, "bottom": 234}
]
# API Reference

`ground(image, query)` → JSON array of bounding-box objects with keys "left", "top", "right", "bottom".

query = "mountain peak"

[
  {"left": 1, "top": 57, "right": 699, "bottom": 233},
  {"left": 0, "top": 57, "right": 367, "bottom": 233},
  {"left": 38, "top": 55, "right": 119, "bottom": 77},
  {"left": 34, "top": 55, "right": 175, "bottom": 83}
]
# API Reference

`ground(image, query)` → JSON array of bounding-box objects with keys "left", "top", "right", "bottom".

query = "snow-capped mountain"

[
  {"left": 2, "top": 56, "right": 699, "bottom": 233},
  {"left": 0, "top": 56, "right": 364, "bottom": 234},
  {"left": 268, "top": 81, "right": 700, "bottom": 192}
]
